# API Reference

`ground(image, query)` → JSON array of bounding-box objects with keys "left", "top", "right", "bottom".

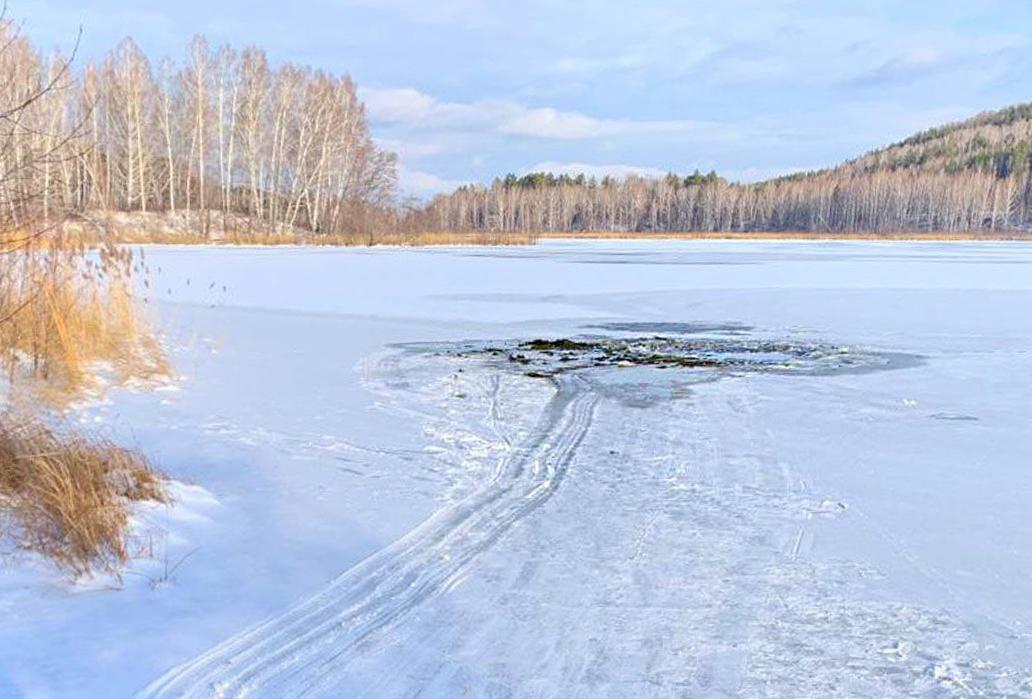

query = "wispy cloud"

[
  {"left": 848, "top": 47, "right": 956, "bottom": 87},
  {"left": 360, "top": 86, "right": 725, "bottom": 140},
  {"left": 396, "top": 165, "right": 469, "bottom": 198},
  {"left": 374, "top": 138, "right": 443, "bottom": 160},
  {"left": 498, "top": 108, "right": 616, "bottom": 139}
]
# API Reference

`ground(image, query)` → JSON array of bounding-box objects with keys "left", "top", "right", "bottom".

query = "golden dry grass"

[
  {"left": 0, "top": 236, "right": 167, "bottom": 402},
  {"left": 110, "top": 225, "right": 1029, "bottom": 246},
  {"left": 536, "top": 230, "right": 1032, "bottom": 241},
  {"left": 0, "top": 231, "right": 170, "bottom": 575},
  {"left": 132, "top": 229, "right": 536, "bottom": 246},
  {"left": 103, "top": 228, "right": 538, "bottom": 247},
  {"left": 0, "top": 412, "right": 167, "bottom": 576},
  {"left": 359, "top": 230, "right": 537, "bottom": 246},
  {"left": 57, "top": 212, "right": 539, "bottom": 247}
]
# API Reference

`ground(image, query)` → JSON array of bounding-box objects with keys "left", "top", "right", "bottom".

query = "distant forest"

[
  {"left": 4, "top": 16, "right": 1032, "bottom": 238},
  {"left": 409, "top": 105, "right": 1032, "bottom": 234}
]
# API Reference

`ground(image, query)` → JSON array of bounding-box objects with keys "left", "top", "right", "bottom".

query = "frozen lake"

[{"left": 2, "top": 240, "right": 1032, "bottom": 697}]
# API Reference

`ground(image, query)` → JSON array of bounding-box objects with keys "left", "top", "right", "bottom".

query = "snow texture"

[{"left": 2, "top": 240, "right": 1032, "bottom": 698}]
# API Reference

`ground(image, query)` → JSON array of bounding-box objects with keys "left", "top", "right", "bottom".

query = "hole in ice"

[{"left": 432, "top": 334, "right": 918, "bottom": 380}]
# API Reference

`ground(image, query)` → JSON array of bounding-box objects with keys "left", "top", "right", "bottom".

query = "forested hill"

[
  {"left": 407, "top": 103, "right": 1032, "bottom": 235},
  {"left": 844, "top": 103, "right": 1032, "bottom": 179}
]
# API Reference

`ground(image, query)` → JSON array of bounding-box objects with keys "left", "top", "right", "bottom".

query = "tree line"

[
  {"left": 6, "top": 14, "right": 1032, "bottom": 239},
  {"left": 0, "top": 23, "right": 396, "bottom": 237},
  {"left": 406, "top": 104, "right": 1032, "bottom": 234},
  {"left": 405, "top": 168, "right": 1032, "bottom": 233}
]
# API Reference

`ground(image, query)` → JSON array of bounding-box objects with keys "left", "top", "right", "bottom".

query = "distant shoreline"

[
  {"left": 114, "top": 230, "right": 1032, "bottom": 247},
  {"left": 536, "top": 230, "right": 1032, "bottom": 242}
]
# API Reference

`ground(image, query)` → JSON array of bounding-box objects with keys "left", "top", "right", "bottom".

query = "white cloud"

[
  {"left": 360, "top": 86, "right": 723, "bottom": 141},
  {"left": 396, "top": 166, "right": 468, "bottom": 198},
  {"left": 525, "top": 161, "right": 669, "bottom": 180},
  {"left": 361, "top": 87, "right": 503, "bottom": 132},
  {"left": 550, "top": 52, "right": 652, "bottom": 76},
  {"left": 849, "top": 47, "right": 956, "bottom": 86},
  {"left": 361, "top": 88, "right": 440, "bottom": 122},
  {"left": 498, "top": 108, "right": 613, "bottom": 139},
  {"left": 374, "top": 138, "right": 443, "bottom": 160}
]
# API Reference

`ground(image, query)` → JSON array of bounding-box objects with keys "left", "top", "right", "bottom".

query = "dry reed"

[
  {"left": 59, "top": 213, "right": 539, "bottom": 247},
  {"left": 535, "top": 230, "right": 1032, "bottom": 241},
  {"left": 0, "top": 233, "right": 167, "bottom": 402},
  {"left": 0, "top": 412, "right": 167, "bottom": 576},
  {"left": 126, "top": 229, "right": 537, "bottom": 247}
]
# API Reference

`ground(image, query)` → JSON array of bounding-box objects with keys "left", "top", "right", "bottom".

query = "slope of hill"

[{"left": 848, "top": 103, "right": 1032, "bottom": 179}]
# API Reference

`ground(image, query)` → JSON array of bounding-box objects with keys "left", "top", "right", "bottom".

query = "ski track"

[
  {"left": 139, "top": 347, "right": 1032, "bottom": 698},
  {"left": 139, "top": 374, "right": 599, "bottom": 699}
]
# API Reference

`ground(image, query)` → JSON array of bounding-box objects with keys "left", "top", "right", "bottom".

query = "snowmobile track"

[{"left": 140, "top": 375, "right": 598, "bottom": 698}]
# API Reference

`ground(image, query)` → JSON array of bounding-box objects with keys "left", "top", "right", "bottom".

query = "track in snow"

[{"left": 139, "top": 375, "right": 598, "bottom": 698}]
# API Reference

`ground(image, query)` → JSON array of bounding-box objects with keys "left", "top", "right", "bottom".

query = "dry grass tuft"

[
  {"left": 0, "top": 234, "right": 168, "bottom": 402},
  {"left": 0, "top": 412, "right": 167, "bottom": 576}
]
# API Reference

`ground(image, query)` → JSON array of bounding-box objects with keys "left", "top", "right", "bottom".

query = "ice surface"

[{"left": 2, "top": 240, "right": 1031, "bottom": 697}]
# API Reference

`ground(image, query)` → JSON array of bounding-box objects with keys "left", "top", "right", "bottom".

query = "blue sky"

[{"left": 25, "top": 0, "right": 1032, "bottom": 197}]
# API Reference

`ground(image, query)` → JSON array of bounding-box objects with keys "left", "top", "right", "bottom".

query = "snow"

[{"left": 2, "top": 240, "right": 1032, "bottom": 697}]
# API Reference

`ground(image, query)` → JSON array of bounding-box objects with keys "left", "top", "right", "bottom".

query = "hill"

[{"left": 849, "top": 103, "right": 1032, "bottom": 179}]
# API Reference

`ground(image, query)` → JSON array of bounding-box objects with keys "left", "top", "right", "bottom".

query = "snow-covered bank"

[{"left": 1, "top": 241, "right": 1031, "bottom": 697}]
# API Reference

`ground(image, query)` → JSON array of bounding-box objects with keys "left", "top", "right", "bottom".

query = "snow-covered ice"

[{"left": 2, "top": 240, "right": 1031, "bottom": 697}]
